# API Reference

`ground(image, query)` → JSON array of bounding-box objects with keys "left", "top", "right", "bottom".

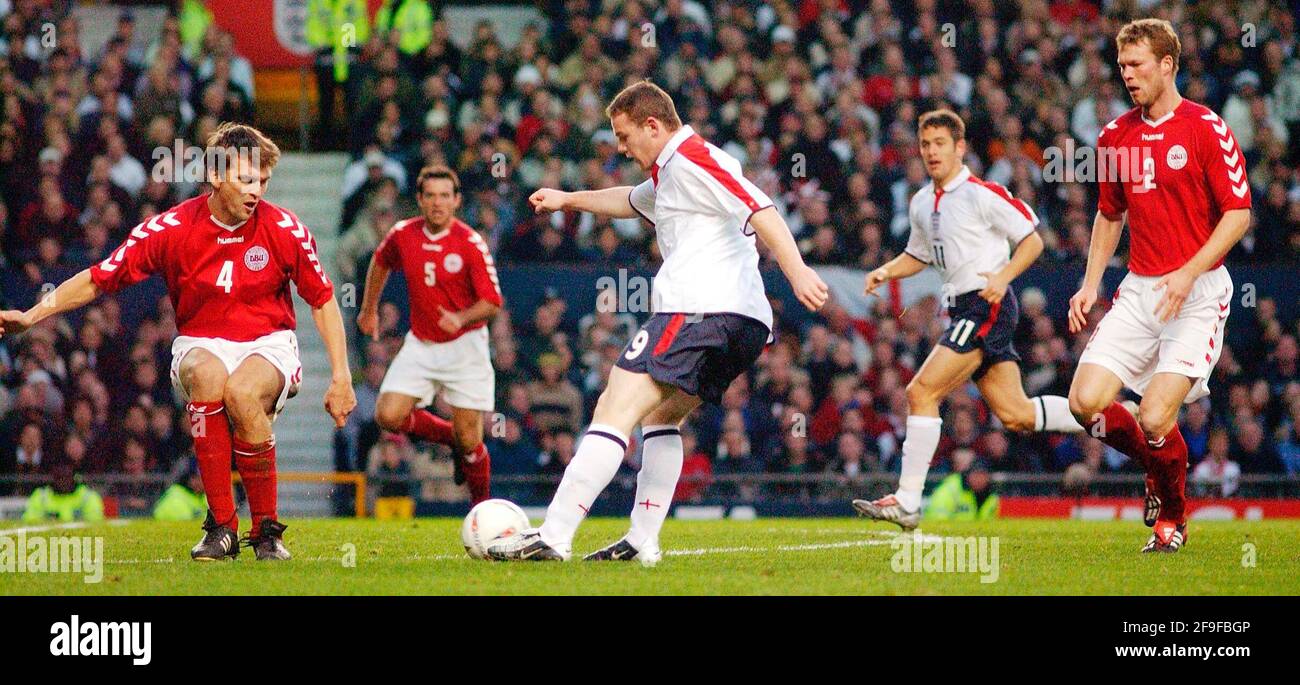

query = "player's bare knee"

[
  {"left": 222, "top": 383, "right": 262, "bottom": 421},
  {"left": 182, "top": 359, "right": 227, "bottom": 402},
  {"left": 1068, "top": 388, "right": 1105, "bottom": 424},
  {"left": 375, "top": 403, "right": 409, "bottom": 432},
  {"left": 1137, "top": 405, "right": 1176, "bottom": 442},
  {"left": 905, "top": 379, "right": 940, "bottom": 414}
]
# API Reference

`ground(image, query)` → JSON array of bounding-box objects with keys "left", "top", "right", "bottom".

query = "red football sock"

[
  {"left": 233, "top": 436, "right": 278, "bottom": 533},
  {"left": 463, "top": 443, "right": 492, "bottom": 505},
  {"left": 1146, "top": 426, "right": 1189, "bottom": 524},
  {"left": 1083, "top": 402, "right": 1151, "bottom": 471},
  {"left": 188, "top": 401, "right": 237, "bottom": 532},
  {"left": 403, "top": 409, "right": 456, "bottom": 446}
]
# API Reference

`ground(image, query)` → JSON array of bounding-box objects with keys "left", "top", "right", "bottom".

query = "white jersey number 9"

[{"left": 625, "top": 330, "right": 650, "bottom": 359}]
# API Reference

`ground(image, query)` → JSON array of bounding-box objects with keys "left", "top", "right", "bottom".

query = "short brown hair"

[
  {"left": 917, "top": 109, "right": 965, "bottom": 142},
  {"left": 605, "top": 80, "right": 682, "bottom": 129},
  {"left": 1117, "top": 18, "right": 1181, "bottom": 71},
  {"left": 204, "top": 122, "right": 280, "bottom": 171},
  {"left": 416, "top": 164, "right": 460, "bottom": 195}
]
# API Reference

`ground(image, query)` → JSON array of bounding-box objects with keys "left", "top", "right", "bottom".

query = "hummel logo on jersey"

[
  {"left": 1140, "top": 133, "right": 1164, "bottom": 141},
  {"left": 422, "top": 243, "right": 441, "bottom": 251},
  {"left": 217, "top": 236, "right": 245, "bottom": 245}
]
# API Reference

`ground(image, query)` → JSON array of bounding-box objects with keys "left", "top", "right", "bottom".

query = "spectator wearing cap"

[
  {"left": 337, "top": 199, "right": 398, "bottom": 282},
  {"left": 924, "top": 451, "right": 999, "bottom": 521},
  {"left": 341, "top": 147, "right": 408, "bottom": 233},
  {"left": 21, "top": 462, "right": 104, "bottom": 522},
  {"left": 153, "top": 463, "right": 208, "bottom": 521},
  {"left": 527, "top": 352, "right": 583, "bottom": 434}
]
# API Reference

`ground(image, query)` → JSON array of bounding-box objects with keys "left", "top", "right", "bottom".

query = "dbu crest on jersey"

[
  {"left": 443, "top": 253, "right": 463, "bottom": 273},
  {"left": 244, "top": 245, "right": 270, "bottom": 272},
  {"left": 1166, "top": 145, "right": 1188, "bottom": 170}
]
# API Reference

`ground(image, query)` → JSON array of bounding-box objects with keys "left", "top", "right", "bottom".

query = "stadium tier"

[{"left": 0, "top": 2, "right": 1297, "bottom": 540}]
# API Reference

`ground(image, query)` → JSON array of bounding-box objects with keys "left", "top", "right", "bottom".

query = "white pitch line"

[
  {"left": 0, "top": 520, "right": 130, "bottom": 536},
  {"left": 0, "top": 522, "right": 89, "bottom": 536},
  {"left": 97, "top": 530, "right": 945, "bottom": 565}
]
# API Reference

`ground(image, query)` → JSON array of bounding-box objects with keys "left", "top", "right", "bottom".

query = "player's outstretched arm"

[
  {"left": 863, "top": 253, "right": 928, "bottom": 297},
  {"left": 311, "top": 296, "right": 358, "bottom": 428},
  {"left": 0, "top": 269, "right": 101, "bottom": 338},
  {"left": 357, "top": 253, "right": 391, "bottom": 340},
  {"left": 749, "top": 206, "right": 828, "bottom": 311},
  {"left": 1068, "top": 212, "right": 1124, "bottom": 333},
  {"left": 1153, "top": 208, "right": 1250, "bottom": 323},
  {"left": 529, "top": 186, "right": 637, "bottom": 218},
  {"left": 978, "top": 231, "right": 1044, "bottom": 304}
]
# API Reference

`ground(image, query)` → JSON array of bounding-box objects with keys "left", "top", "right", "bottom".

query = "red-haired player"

[
  {"left": 1067, "top": 19, "right": 1252, "bottom": 553},
  {"left": 358, "top": 165, "right": 502, "bottom": 504},
  {"left": 0, "top": 123, "right": 358, "bottom": 561}
]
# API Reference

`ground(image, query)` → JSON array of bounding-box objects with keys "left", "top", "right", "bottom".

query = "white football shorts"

[
  {"left": 170, "top": 329, "right": 303, "bottom": 419},
  {"left": 379, "top": 327, "right": 494, "bottom": 412},
  {"left": 1078, "top": 265, "right": 1232, "bottom": 403}
]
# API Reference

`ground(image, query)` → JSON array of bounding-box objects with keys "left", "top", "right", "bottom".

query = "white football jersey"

[
  {"left": 905, "top": 165, "right": 1038, "bottom": 296},
  {"left": 628, "top": 125, "right": 775, "bottom": 330}
]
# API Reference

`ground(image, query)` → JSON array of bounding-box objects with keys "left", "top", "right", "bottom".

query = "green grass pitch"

[{"left": 2, "top": 518, "right": 1298, "bottom": 595}]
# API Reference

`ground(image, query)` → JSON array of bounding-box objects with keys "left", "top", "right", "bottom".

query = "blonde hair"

[{"left": 1117, "top": 18, "right": 1181, "bottom": 72}]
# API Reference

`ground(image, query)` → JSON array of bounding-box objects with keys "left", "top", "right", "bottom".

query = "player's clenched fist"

[
  {"left": 0, "top": 310, "right": 31, "bottom": 338},
  {"left": 324, "top": 376, "right": 357, "bottom": 428},
  {"left": 791, "top": 265, "right": 829, "bottom": 311},
  {"left": 356, "top": 308, "right": 379, "bottom": 340},
  {"left": 1067, "top": 286, "right": 1098, "bottom": 334},
  {"left": 529, "top": 188, "right": 567, "bottom": 213},
  {"left": 863, "top": 267, "right": 889, "bottom": 296}
]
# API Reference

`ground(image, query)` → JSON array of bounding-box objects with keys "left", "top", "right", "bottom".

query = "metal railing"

[{"left": 5, "top": 471, "right": 1296, "bottom": 518}]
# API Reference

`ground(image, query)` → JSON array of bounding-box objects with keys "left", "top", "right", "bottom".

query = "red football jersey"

[
  {"left": 90, "top": 194, "right": 334, "bottom": 342},
  {"left": 374, "top": 216, "right": 503, "bottom": 343},
  {"left": 1096, "top": 99, "right": 1252, "bottom": 276}
]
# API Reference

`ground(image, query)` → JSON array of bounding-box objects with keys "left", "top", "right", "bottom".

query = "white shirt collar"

[
  {"left": 939, "top": 164, "right": 972, "bottom": 193},
  {"left": 423, "top": 221, "right": 451, "bottom": 242},
  {"left": 210, "top": 214, "right": 247, "bottom": 232},
  {"left": 654, "top": 125, "right": 696, "bottom": 168},
  {"left": 1141, "top": 98, "right": 1182, "bottom": 127}
]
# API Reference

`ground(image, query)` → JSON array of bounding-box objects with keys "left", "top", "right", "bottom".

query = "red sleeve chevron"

[
  {"left": 1199, "top": 110, "right": 1252, "bottom": 208},
  {"left": 275, "top": 209, "right": 334, "bottom": 307}
]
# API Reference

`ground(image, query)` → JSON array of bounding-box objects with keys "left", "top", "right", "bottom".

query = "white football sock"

[
  {"left": 896, "top": 415, "right": 942, "bottom": 511},
  {"left": 625, "top": 425, "right": 683, "bottom": 553},
  {"left": 1033, "top": 395, "right": 1084, "bottom": 433},
  {"left": 538, "top": 423, "right": 628, "bottom": 556}
]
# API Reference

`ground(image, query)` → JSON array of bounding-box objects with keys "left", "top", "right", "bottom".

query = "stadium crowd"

[
  {"left": 332, "top": 0, "right": 1300, "bottom": 499},
  {"left": 0, "top": 1, "right": 1298, "bottom": 513}
]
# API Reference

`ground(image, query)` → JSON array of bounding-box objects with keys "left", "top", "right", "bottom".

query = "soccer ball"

[{"left": 461, "top": 499, "right": 531, "bottom": 559}]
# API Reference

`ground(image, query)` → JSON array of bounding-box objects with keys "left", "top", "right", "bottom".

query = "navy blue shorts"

[
  {"left": 938, "top": 287, "right": 1021, "bottom": 379},
  {"left": 615, "top": 313, "right": 770, "bottom": 405}
]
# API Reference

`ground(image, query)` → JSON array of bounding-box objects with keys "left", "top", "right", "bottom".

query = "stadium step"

[{"left": 264, "top": 153, "right": 351, "bottom": 517}]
